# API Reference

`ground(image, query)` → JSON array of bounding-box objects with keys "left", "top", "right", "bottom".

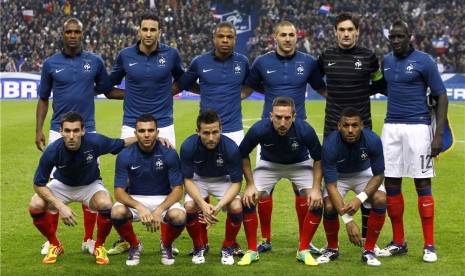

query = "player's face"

[
  {"left": 388, "top": 25, "right": 411, "bottom": 55},
  {"left": 214, "top": 26, "right": 236, "bottom": 57},
  {"left": 138, "top": 19, "right": 160, "bottom": 50},
  {"left": 274, "top": 25, "right": 297, "bottom": 57},
  {"left": 62, "top": 21, "right": 83, "bottom": 50},
  {"left": 335, "top": 20, "right": 359, "bottom": 49},
  {"left": 270, "top": 105, "right": 296, "bottom": 136},
  {"left": 60, "top": 121, "right": 85, "bottom": 151},
  {"left": 135, "top": 121, "right": 158, "bottom": 152},
  {"left": 338, "top": 116, "right": 363, "bottom": 143},
  {"left": 197, "top": 122, "right": 222, "bottom": 150}
]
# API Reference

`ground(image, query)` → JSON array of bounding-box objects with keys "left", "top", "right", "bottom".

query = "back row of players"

[{"left": 30, "top": 11, "right": 449, "bottom": 267}]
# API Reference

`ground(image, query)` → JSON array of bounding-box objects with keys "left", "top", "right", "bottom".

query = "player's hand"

[
  {"left": 242, "top": 184, "right": 258, "bottom": 209},
  {"left": 307, "top": 188, "right": 323, "bottom": 210},
  {"left": 157, "top": 137, "right": 175, "bottom": 149},
  {"left": 58, "top": 205, "right": 78, "bottom": 226},
  {"left": 345, "top": 221, "right": 362, "bottom": 246},
  {"left": 342, "top": 198, "right": 362, "bottom": 216},
  {"left": 35, "top": 131, "right": 46, "bottom": 151},
  {"left": 137, "top": 205, "right": 155, "bottom": 232},
  {"left": 150, "top": 208, "right": 163, "bottom": 232},
  {"left": 199, "top": 203, "right": 219, "bottom": 227},
  {"left": 431, "top": 136, "right": 443, "bottom": 158}
]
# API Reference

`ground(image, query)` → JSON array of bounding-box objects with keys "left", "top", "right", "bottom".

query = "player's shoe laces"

[
  {"left": 94, "top": 245, "right": 109, "bottom": 265},
  {"left": 43, "top": 244, "right": 64, "bottom": 264},
  {"left": 107, "top": 237, "right": 130, "bottom": 255},
  {"left": 221, "top": 246, "right": 234, "bottom": 265},
  {"left": 231, "top": 241, "right": 245, "bottom": 256},
  {"left": 362, "top": 250, "right": 381, "bottom": 266},
  {"left": 296, "top": 249, "right": 318, "bottom": 266},
  {"left": 377, "top": 241, "right": 408, "bottom": 257},
  {"left": 316, "top": 248, "right": 339, "bottom": 264},
  {"left": 191, "top": 247, "right": 205, "bottom": 264},
  {"left": 423, "top": 245, "right": 437, "bottom": 263},
  {"left": 126, "top": 243, "right": 143, "bottom": 266},
  {"left": 160, "top": 243, "right": 175, "bottom": 265},
  {"left": 308, "top": 243, "right": 321, "bottom": 254},
  {"left": 159, "top": 238, "right": 179, "bottom": 255},
  {"left": 257, "top": 238, "right": 272, "bottom": 253},
  {"left": 82, "top": 239, "right": 96, "bottom": 254},
  {"left": 237, "top": 250, "right": 259, "bottom": 266},
  {"left": 189, "top": 243, "right": 210, "bottom": 256},
  {"left": 41, "top": 241, "right": 50, "bottom": 255}
]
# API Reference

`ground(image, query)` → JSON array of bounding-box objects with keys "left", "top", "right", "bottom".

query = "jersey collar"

[
  {"left": 394, "top": 43, "right": 415, "bottom": 59},
  {"left": 275, "top": 51, "right": 296, "bottom": 61},
  {"left": 61, "top": 48, "right": 83, "bottom": 58},
  {"left": 136, "top": 40, "right": 160, "bottom": 56}
]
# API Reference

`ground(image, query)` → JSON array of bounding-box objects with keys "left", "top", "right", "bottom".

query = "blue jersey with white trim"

[
  {"left": 114, "top": 142, "right": 183, "bottom": 196},
  {"left": 39, "top": 50, "right": 114, "bottom": 132},
  {"left": 246, "top": 51, "right": 326, "bottom": 120},
  {"left": 109, "top": 42, "right": 185, "bottom": 128},
  {"left": 177, "top": 51, "right": 249, "bottom": 132},
  {"left": 34, "top": 133, "right": 125, "bottom": 186},
  {"left": 180, "top": 134, "right": 243, "bottom": 182},
  {"left": 382, "top": 48, "right": 446, "bottom": 124},
  {"left": 240, "top": 118, "right": 321, "bottom": 164},
  {"left": 322, "top": 129, "right": 384, "bottom": 183}
]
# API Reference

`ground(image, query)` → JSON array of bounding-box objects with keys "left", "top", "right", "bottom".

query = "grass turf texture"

[{"left": 1, "top": 100, "right": 464, "bottom": 275}]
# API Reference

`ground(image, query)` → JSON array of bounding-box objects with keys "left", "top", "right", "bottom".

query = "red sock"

[
  {"left": 418, "top": 195, "right": 435, "bottom": 246},
  {"left": 387, "top": 194, "right": 405, "bottom": 244},
  {"left": 113, "top": 220, "right": 139, "bottom": 247},
  {"left": 223, "top": 212, "right": 243, "bottom": 247},
  {"left": 364, "top": 211, "right": 386, "bottom": 251},
  {"left": 186, "top": 212, "right": 204, "bottom": 247},
  {"left": 257, "top": 195, "right": 272, "bottom": 241},
  {"left": 82, "top": 204, "right": 97, "bottom": 241},
  {"left": 323, "top": 215, "right": 339, "bottom": 249},
  {"left": 201, "top": 196, "right": 210, "bottom": 244},
  {"left": 298, "top": 210, "right": 322, "bottom": 251},
  {"left": 30, "top": 209, "right": 60, "bottom": 246},
  {"left": 295, "top": 194, "right": 308, "bottom": 239},
  {"left": 47, "top": 211, "right": 59, "bottom": 232},
  {"left": 95, "top": 209, "right": 112, "bottom": 248},
  {"left": 162, "top": 221, "right": 185, "bottom": 246},
  {"left": 243, "top": 207, "right": 258, "bottom": 251}
]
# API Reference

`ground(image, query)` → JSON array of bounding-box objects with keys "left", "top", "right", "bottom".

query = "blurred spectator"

[{"left": 5, "top": 57, "right": 17, "bottom": 72}]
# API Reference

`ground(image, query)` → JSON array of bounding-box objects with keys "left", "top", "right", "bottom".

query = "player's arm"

[
  {"left": 369, "top": 69, "right": 387, "bottom": 96},
  {"left": 241, "top": 156, "right": 258, "bottom": 208},
  {"left": 308, "top": 160, "right": 323, "bottom": 210},
  {"left": 240, "top": 85, "right": 255, "bottom": 99},
  {"left": 103, "top": 87, "right": 125, "bottom": 99},
  {"left": 123, "top": 136, "right": 137, "bottom": 147},
  {"left": 431, "top": 93, "right": 449, "bottom": 157},
  {"left": 114, "top": 186, "right": 155, "bottom": 231},
  {"left": 315, "top": 86, "right": 328, "bottom": 98},
  {"left": 34, "top": 184, "right": 77, "bottom": 226},
  {"left": 184, "top": 178, "right": 217, "bottom": 224},
  {"left": 215, "top": 181, "right": 241, "bottom": 215},
  {"left": 342, "top": 173, "right": 384, "bottom": 215},
  {"left": 35, "top": 98, "right": 49, "bottom": 151},
  {"left": 151, "top": 184, "right": 183, "bottom": 231}
]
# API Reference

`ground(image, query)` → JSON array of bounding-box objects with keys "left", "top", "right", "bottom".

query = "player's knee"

[
  {"left": 29, "top": 194, "right": 46, "bottom": 211},
  {"left": 228, "top": 198, "right": 242, "bottom": 213},
  {"left": 184, "top": 200, "right": 197, "bottom": 213},
  {"left": 323, "top": 197, "right": 335, "bottom": 213},
  {"left": 111, "top": 205, "right": 128, "bottom": 219},
  {"left": 90, "top": 191, "right": 113, "bottom": 210},
  {"left": 167, "top": 208, "right": 186, "bottom": 224},
  {"left": 372, "top": 191, "right": 387, "bottom": 208}
]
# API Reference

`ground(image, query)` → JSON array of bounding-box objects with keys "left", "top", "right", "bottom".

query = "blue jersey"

[
  {"left": 240, "top": 118, "right": 322, "bottom": 164},
  {"left": 246, "top": 51, "right": 326, "bottom": 120},
  {"left": 177, "top": 51, "right": 249, "bottom": 132},
  {"left": 322, "top": 129, "right": 384, "bottom": 183},
  {"left": 39, "top": 49, "right": 114, "bottom": 132},
  {"left": 114, "top": 142, "right": 183, "bottom": 196},
  {"left": 109, "top": 42, "right": 185, "bottom": 128},
  {"left": 34, "top": 133, "right": 125, "bottom": 187},
  {"left": 382, "top": 47, "right": 446, "bottom": 124},
  {"left": 180, "top": 134, "right": 243, "bottom": 182}
]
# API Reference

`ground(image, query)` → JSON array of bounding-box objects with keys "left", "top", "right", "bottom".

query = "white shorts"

[
  {"left": 121, "top": 124, "right": 176, "bottom": 146},
  {"left": 46, "top": 179, "right": 109, "bottom": 212},
  {"left": 184, "top": 174, "right": 241, "bottom": 203},
  {"left": 381, "top": 123, "right": 435, "bottom": 178},
  {"left": 223, "top": 130, "right": 244, "bottom": 146},
  {"left": 113, "top": 195, "right": 185, "bottom": 222},
  {"left": 322, "top": 168, "right": 386, "bottom": 208},
  {"left": 253, "top": 159, "right": 315, "bottom": 196}
]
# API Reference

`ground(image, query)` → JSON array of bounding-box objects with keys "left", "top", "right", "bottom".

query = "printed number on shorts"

[{"left": 420, "top": 155, "right": 433, "bottom": 171}]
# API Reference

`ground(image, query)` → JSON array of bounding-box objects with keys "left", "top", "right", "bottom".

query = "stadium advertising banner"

[{"left": 1, "top": 72, "right": 465, "bottom": 101}]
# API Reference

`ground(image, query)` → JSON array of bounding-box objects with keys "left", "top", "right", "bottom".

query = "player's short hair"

[
  {"left": 274, "top": 21, "right": 295, "bottom": 34},
  {"left": 339, "top": 107, "right": 362, "bottom": 120},
  {"left": 389, "top": 20, "right": 410, "bottom": 34},
  {"left": 272, "top": 97, "right": 295, "bottom": 113},
  {"left": 139, "top": 12, "right": 160, "bottom": 28},
  {"left": 60, "top": 111, "right": 84, "bottom": 128},
  {"left": 197, "top": 109, "right": 222, "bottom": 129},
  {"left": 63, "top": 18, "right": 83, "bottom": 30},
  {"left": 136, "top": 113, "right": 158, "bottom": 129},
  {"left": 214, "top": 21, "right": 236, "bottom": 36},
  {"left": 334, "top": 12, "right": 360, "bottom": 30}
]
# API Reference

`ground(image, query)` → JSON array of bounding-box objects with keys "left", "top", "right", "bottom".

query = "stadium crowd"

[{"left": 1, "top": 0, "right": 464, "bottom": 73}]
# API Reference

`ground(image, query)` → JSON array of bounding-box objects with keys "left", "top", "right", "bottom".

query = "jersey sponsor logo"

[
  {"left": 131, "top": 165, "right": 141, "bottom": 170},
  {"left": 57, "top": 164, "right": 67, "bottom": 168},
  {"left": 194, "top": 160, "right": 204, "bottom": 164},
  {"left": 233, "top": 61, "right": 242, "bottom": 75},
  {"left": 336, "top": 159, "right": 346, "bottom": 163},
  {"left": 155, "top": 158, "right": 164, "bottom": 170},
  {"left": 295, "top": 62, "right": 304, "bottom": 75},
  {"left": 158, "top": 54, "right": 167, "bottom": 68},
  {"left": 359, "top": 148, "right": 369, "bottom": 161},
  {"left": 328, "top": 62, "right": 336, "bottom": 66},
  {"left": 266, "top": 70, "right": 276, "bottom": 74},
  {"left": 422, "top": 203, "right": 433, "bottom": 207},
  {"left": 129, "top": 62, "right": 138, "bottom": 67},
  {"left": 83, "top": 59, "right": 91, "bottom": 73},
  {"left": 354, "top": 59, "right": 362, "bottom": 70},
  {"left": 405, "top": 63, "right": 414, "bottom": 74},
  {"left": 421, "top": 170, "right": 429, "bottom": 173},
  {"left": 384, "top": 68, "right": 391, "bottom": 71},
  {"left": 263, "top": 143, "right": 274, "bottom": 147},
  {"left": 202, "top": 69, "right": 213, "bottom": 73},
  {"left": 55, "top": 69, "right": 65, "bottom": 73}
]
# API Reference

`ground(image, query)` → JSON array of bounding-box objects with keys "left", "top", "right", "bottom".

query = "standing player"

[
  {"left": 244, "top": 21, "right": 326, "bottom": 254},
  {"left": 107, "top": 11, "right": 184, "bottom": 255},
  {"left": 317, "top": 108, "right": 386, "bottom": 266},
  {"left": 176, "top": 21, "right": 249, "bottom": 256},
  {"left": 238, "top": 97, "right": 323, "bottom": 266},
  {"left": 35, "top": 18, "right": 121, "bottom": 256},
  {"left": 111, "top": 114, "right": 186, "bottom": 266},
  {"left": 181, "top": 109, "right": 243, "bottom": 265},
  {"left": 317, "top": 12, "right": 386, "bottom": 252},
  {"left": 29, "top": 112, "right": 136, "bottom": 265},
  {"left": 377, "top": 20, "right": 448, "bottom": 263}
]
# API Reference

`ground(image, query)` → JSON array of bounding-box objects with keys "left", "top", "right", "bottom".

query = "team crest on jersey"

[
  {"left": 216, "top": 156, "right": 224, "bottom": 167},
  {"left": 359, "top": 148, "right": 369, "bottom": 161},
  {"left": 155, "top": 158, "right": 164, "bottom": 170},
  {"left": 233, "top": 61, "right": 242, "bottom": 75},
  {"left": 158, "top": 54, "right": 167, "bottom": 68},
  {"left": 405, "top": 63, "right": 414, "bottom": 74},
  {"left": 83, "top": 60, "right": 91, "bottom": 73},
  {"left": 291, "top": 140, "right": 300, "bottom": 151},
  {"left": 295, "top": 62, "right": 304, "bottom": 75},
  {"left": 85, "top": 153, "right": 94, "bottom": 163},
  {"left": 354, "top": 59, "right": 362, "bottom": 70}
]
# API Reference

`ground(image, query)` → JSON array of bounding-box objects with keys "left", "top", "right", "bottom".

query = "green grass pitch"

[{"left": 1, "top": 99, "right": 464, "bottom": 275}]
